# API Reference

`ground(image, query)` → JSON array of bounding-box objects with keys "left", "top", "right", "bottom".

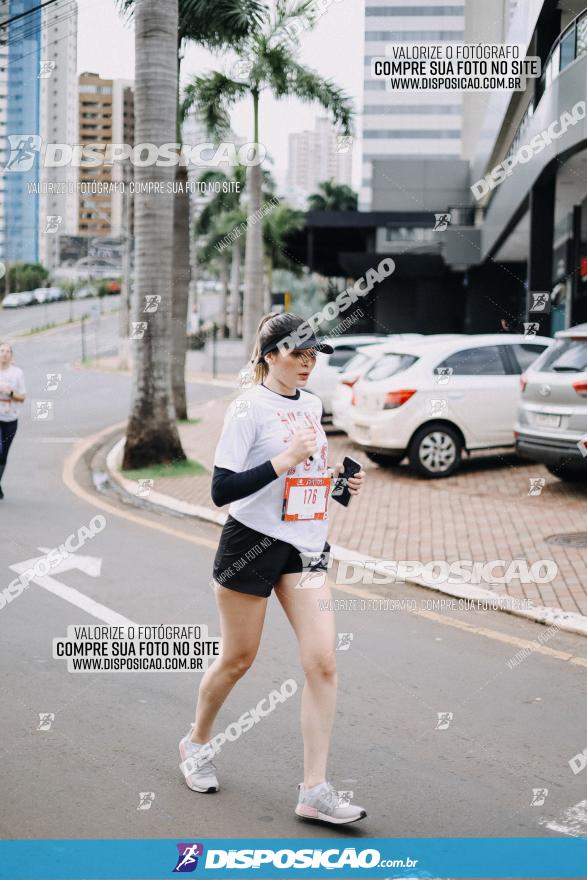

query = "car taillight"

[
  {"left": 351, "top": 389, "right": 357, "bottom": 406},
  {"left": 383, "top": 389, "right": 416, "bottom": 410},
  {"left": 341, "top": 374, "right": 359, "bottom": 388},
  {"left": 573, "top": 380, "right": 587, "bottom": 398},
  {"left": 520, "top": 374, "right": 527, "bottom": 393}
]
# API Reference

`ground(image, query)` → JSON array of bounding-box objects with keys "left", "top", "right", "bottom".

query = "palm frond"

[
  {"left": 181, "top": 72, "right": 248, "bottom": 138},
  {"left": 179, "top": 0, "right": 268, "bottom": 46},
  {"left": 116, "top": 0, "right": 268, "bottom": 46},
  {"left": 270, "top": 0, "right": 317, "bottom": 45},
  {"left": 308, "top": 179, "right": 358, "bottom": 211},
  {"left": 283, "top": 61, "right": 354, "bottom": 135}
]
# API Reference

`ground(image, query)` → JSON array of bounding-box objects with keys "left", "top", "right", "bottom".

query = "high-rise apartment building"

[
  {"left": 3, "top": 0, "right": 42, "bottom": 263},
  {"left": 361, "top": 0, "right": 465, "bottom": 208},
  {"left": 78, "top": 71, "right": 114, "bottom": 235},
  {"left": 39, "top": 0, "right": 78, "bottom": 272},
  {"left": 77, "top": 72, "right": 133, "bottom": 237},
  {"left": 0, "top": 1, "right": 9, "bottom": 263},
  {"left": 286, "top": 116, "right": 353, "bottom": 207}
]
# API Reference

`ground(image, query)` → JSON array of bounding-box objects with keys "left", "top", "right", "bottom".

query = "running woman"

[
  {"left": 0, "top": 342, "right": 26, "bottom": 500},
  {"left": 179, "top": 313, "right": 367, "bottom": 825}
]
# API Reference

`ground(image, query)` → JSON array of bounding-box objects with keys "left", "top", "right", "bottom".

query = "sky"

[{"left": 77, "top": 0, "right": 365, "bottom": 192}]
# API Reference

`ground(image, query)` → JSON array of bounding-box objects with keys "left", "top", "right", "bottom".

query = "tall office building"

[
  {"left": 361, "top": 0, "right": 465, "bottom": 208},
  {"left": 4, "top": 0, "right": 42, "bottom": 264},
  {"left": 286, "top": 116, "right": 353, "bottom": 208},
  {"left": 461, "top": 0, "right": 513, "bottom": 162},
  {"left": 0, "top": 1, "right": 9, "bottom": 263},
  {"left": 77, "top": 72, "right": 134, "bottom": 237},
  {"left": 110, "top": 78, "right": 134, "bottom": 233},
  {"left": 39, "top": 0, "right": 78, "bottom": 272}
]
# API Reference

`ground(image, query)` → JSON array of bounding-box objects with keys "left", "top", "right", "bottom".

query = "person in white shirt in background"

[{"left": 0, "top": 342, "right": 26, "bottom": 500}]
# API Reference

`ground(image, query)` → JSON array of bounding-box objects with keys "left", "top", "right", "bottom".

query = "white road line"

[{"left": 9, "top": 562, "right": 136, "bottom": 627}]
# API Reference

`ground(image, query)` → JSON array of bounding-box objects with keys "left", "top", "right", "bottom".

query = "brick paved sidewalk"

[{"left": 130, "top": 393, "right": 587, "bottom": 619}]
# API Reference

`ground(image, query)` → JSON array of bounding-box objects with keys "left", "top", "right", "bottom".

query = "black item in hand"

[{"left": 331, "top": 456, "right": 362, "bottom": 507}]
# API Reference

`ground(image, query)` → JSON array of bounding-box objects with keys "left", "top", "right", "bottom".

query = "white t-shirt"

[
  {"left": 213, "top": 383, "right": 330, "bottom": 555},
  {"left": 0, "top": 365, "right": 26, "bottom": 422}
]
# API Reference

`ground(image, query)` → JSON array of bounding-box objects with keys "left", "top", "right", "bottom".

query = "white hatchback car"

[
  {"left": 332, "top": 336, "right": 427, "bottom": 434},
  {"left": 304, "top": 335, "right": 389, "bottom": 420},
  {"left": 347, "top": 334, "right": 551, "bottom": 477}
]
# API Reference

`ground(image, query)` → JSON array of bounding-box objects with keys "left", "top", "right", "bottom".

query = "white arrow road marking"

[
  {"left": 9, "top": 556, "right": 136, "bottom": 627},
  {"left": 540, "top": 799, "right": 587, "bottom": 837},
  {"left": 36, "top": 547, "right": 102, "bottom": 577}
]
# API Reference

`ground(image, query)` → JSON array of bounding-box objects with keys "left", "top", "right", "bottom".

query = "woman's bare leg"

[
  {"left": 191, "top": 583, "right": 268, "bottom": 744},
  {"left": 274, "top": 571, "right": 336, "bottom": 787}
]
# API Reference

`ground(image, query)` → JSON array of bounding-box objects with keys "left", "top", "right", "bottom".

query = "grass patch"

[
  {"left": 122, "top": 458, "right": 208, "bottom": 480},
  {"left": 177, "top": 417, "right": 201, "bottom": 425}
]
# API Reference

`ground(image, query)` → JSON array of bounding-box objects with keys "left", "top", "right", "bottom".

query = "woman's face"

[
  {"left": 266, "top": 347, "right": 317, "bottom": 387},
  {"left": 0, "top": 344, "right": 12, "bottom": 367}
]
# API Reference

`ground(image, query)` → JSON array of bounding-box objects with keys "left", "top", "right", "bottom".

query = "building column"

[
  {"left": 569, "top": 204, "right": 583, "bottom": 326},
  {"left": 527, "top": 173, "right": 556, "bottom": 334},
  {"left": 533, "top": 0, "right": 561, "bottom": 106}
]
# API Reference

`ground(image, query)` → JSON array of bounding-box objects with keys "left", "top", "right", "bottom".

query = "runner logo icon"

[{"left": 173, "top": 843, "right": 204, "bottom": 872}]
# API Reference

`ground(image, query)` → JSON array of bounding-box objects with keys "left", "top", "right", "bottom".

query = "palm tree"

[
  {"left": 116, "top": 0, "right": 266, "bottom": 442},
  {"left": 308, "top": 179, "right": 358, "bottom": 211},
  {"left": 182, "top": 1, "right": 354, "bottom": 355},
  {"left": 196, "top": 168, "right": 246, "bottom": 337},
  {"left": 197, "top": 207, "right": 246, "bottom": 333},
  {"left": 196, "top": 164, "right": 275, "bottom": 335},
  {"left": 121, "top": 0, "right": 185, "bottom": 469},
  {"left": 262, "top": 201, "right": 305, "bottom": 311}
]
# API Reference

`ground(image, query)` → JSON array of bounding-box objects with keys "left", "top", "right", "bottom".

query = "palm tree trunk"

[
  {"left": 229, "top": 237, "right": 240, "bottom": 337},
  {"left": 264, "top": 254, "right": 273, "bottom": 313},
  {"left": 122, "top": 0, "right": 185, "bottom": 469},
  {"left": 172, "top": 162, "right": 190, "bottom": 420},
  {"left": 242, "top": 89, "right": 264, "bottom": 356},
  {"left": 220, "top": 258, "right": 229, "bottom": 336}
]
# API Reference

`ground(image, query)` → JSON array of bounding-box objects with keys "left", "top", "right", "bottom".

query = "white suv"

[{"left": 347, "top": 334, "right": 550, "bottom": 477}]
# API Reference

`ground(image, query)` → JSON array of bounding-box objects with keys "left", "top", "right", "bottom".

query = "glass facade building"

[{"left": 4, "top": 0, "right": 41, "bottom": 263}]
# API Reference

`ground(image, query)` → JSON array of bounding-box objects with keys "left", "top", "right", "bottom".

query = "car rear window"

[
  {"left": 365, "top": 353, "right": 419, "bottom": 381},
  {"left": 537, "top": 339, "right": 587, "bottom": 372},
  {"left": 435, "top": 345, "right": 507, "bottom": 376},
  {"left": 328, "top": 346, "right": 359, "bottom": 369},
  {"left": 510, "top": 343, "right": 548, "bottom": 372},
  {"left": 342, "top": 352, "right": 371, "bottom": 373}
]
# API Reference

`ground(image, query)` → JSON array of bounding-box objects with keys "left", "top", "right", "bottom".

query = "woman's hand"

[
  {"left": 285, "top": 428, "right": 318, "bottom": 467},
  {"left": 330, "top": 461, "right": 366, "bottom": 496},
  {"left": 271, "top": 429, "right": 319, "bottom": 477}
]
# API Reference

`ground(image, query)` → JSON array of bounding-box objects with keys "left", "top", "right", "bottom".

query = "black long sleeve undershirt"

[{"left": 211, "top": 460, "right": 279, "bottom": 507}]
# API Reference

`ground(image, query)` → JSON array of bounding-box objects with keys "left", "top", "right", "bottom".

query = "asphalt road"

[
  {"left": 1, "top": 319, "right": 586, "bottom": 847},
  {"left": 0, "top": 293, "right": 120, "bottom": 339}
]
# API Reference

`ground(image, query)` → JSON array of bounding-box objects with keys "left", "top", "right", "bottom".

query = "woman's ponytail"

[{"left": 248, "top": 312, "right": 280, "bottom": 384}]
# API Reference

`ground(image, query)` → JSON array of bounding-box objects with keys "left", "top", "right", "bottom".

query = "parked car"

[
  {"left": 75, "top": 286, "right": 98, "bottom": 299},
  {"left": 34, "top": 286, "right": 64, "bottom": 303},
  {"left": 515, "top": 324, "right": 587, "bottom": 482},
  {"left": 332, "top": 336, "right": 427, "bottom": 433},
  {"left": 2, "top": 293, "right": 23, "bottom": 308},
  {"left": 304, "top": 335, "right": 391, "bottom": 421},
  {"left": 18, "top": 290, "right": 37, "bottom": 306},
  {"left": 347, "top": 333, "right": 550, "bottom": 478}
]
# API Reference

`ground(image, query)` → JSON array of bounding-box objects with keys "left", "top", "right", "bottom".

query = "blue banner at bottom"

[{"left": 0, "top": 838, "right": 586, "bottom": 879}]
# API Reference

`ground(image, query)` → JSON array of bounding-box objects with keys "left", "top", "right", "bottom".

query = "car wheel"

[
  {"left": 365, "top": 451, "right": 404, "bottom": 467},
  {"left": 546, "top": 465, "right": 587, "bottom": 483},
  {"left": 408, "top": 423, "right": 462, "bottom": 478}
]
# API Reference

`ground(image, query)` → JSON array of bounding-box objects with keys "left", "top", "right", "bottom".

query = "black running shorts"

[{"left": 212, "top": 515, "right": 331, "bottom": 598}]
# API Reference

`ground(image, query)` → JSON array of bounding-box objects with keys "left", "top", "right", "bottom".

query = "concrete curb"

[
  {"left": 72, "top": 359, "right": 237, "bottom": 388},
  {"left": 104, "top": 434, "right": 587, "bottom": 639}
]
